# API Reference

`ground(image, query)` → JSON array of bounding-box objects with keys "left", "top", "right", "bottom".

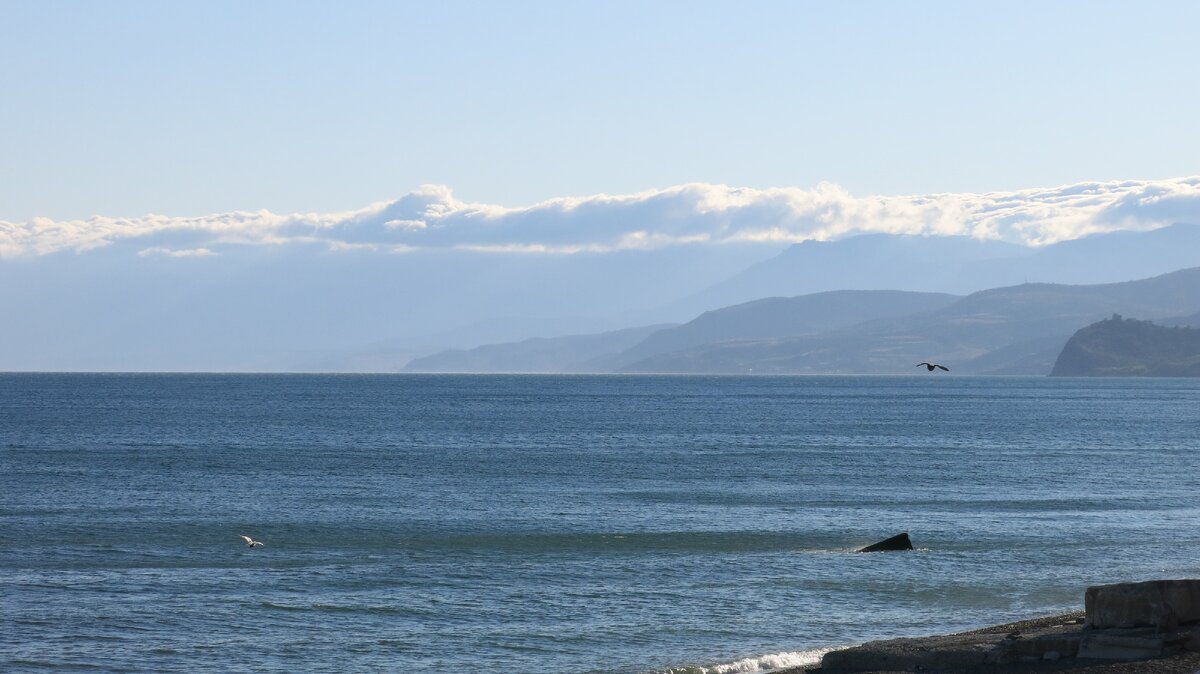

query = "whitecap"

[{"left": 656, "top": 647, "right": 838, "bottom": 674}]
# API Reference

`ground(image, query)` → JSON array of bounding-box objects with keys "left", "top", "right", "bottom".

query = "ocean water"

[{"left": 2, "top": 374, "right": 1200, "bottom": 674}]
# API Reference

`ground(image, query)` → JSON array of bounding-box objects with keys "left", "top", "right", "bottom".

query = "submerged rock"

[{"left": 857, "top": 532, "right": 914, "bottom": 553}]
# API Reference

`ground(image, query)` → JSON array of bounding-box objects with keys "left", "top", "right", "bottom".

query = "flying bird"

[
  {"left": 917, "top": 362, "right": 949, "bottom": 372},
  {"left": 240, "top": 535, "right": 265, "bottom": 548}
]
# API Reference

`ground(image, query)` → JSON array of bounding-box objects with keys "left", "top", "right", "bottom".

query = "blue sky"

[{"left": 3, "top": 1, "right": 1200, "bottom": 222}]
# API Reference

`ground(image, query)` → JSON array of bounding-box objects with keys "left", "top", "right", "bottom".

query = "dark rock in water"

[{"left": 858, "top": 532, "right": 914, "bottom": 552}]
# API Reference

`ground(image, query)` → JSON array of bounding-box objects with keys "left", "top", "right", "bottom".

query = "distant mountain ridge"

[
  {"left": 676, "top": 234, "right": 1025, "bottom": 313},
  {"left": 402, "top": 324, "right": 674, "bottom": 373},
  {"left": 1051, "top": 315, "right": 1200, "bottom": 376},
  {"left": 9, "top": 223, "right": 1200, "bottom": 371},
  {"left": 406, "top": 291, "right": 959, "bottom": 373},
  {"left": 408, "top": 267, "right": 1200, "bottom": 375},
  {"left": 671, "top": 223, "right": 1200, "bottom": 316},
  {"left": 606, "top": 290, "right": 961, "bottom": 369},
  {"left": 622, "top": 267, "right": 1200, "bottom": 374},
  {"left": 0, "top": 243, "right": 778, "bottom": 372}
]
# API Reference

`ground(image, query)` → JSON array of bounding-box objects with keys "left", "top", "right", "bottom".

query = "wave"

[
  {"left": 256, "top": 601, "right": 418, "bottom": 616},
  {"left": 410, "top": 531, "right": 853, "bottom": 554},
  {"left": 654, "top": 648, "right": 837, "bottom": 674}
]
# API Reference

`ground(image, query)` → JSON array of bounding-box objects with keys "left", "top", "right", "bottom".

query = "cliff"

[{"left": 1050, "top": 314, "right": 1200, "bottom": 377}]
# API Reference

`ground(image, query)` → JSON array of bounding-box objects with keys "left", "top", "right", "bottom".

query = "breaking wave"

[{"left": 656, "top": 648, "right": 837, "bottom": 674}]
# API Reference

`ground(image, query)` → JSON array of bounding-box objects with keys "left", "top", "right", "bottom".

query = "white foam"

[{"left": 658, "top": 648, "right": 837, "bottom": 674}]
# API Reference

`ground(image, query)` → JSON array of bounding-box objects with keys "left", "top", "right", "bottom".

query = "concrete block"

[{"left": 1085, "top": 579, "right": 1200, "bottom": 630}]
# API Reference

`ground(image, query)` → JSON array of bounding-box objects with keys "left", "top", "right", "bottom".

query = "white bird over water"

[{"left": 240, "top": 535, "right": 264, "bottom": 548}]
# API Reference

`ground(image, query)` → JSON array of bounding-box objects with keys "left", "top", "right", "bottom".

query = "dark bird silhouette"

[{"left": 917, "top": 362, "right": 949, "bottom": 372}]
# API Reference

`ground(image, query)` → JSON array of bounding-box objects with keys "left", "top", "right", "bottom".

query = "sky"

[{"left": 3, "top": 0, "right": 1200, "bottom": 223}]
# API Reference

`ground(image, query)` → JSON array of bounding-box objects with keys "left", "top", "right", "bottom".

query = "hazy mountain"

[
  {"left": 403, "top": 324, "right": 674, "bottom": 373},
  {"left": 1010, "top": 223, "right": 1200, "bottom": 285},
  {"left": 0, "top": 243, "right": 778, "bottom": 371},
  {"left": 288, "top": 315, "right": 638, "bottom": 373},
  {"left": 1161, "top": 310, "right": 1200, "bottom": 328},
  {"left": 407, "top": 290, "right": 960, "bottom": 373},
  {"left": 673, "top": 224, "right": 1200, "bottom": 316},
  {"left": 1051, "top": 315, "right": 1200, "bottom": 376},
  {"left": 609, "top": 290, "right": 961, "bottom": 369},
  {"left": 672, "top": 234, "right": 1027, "bottom": 314},
  {"left": 622, "top": 267, "right": 1200, "bottom": 375},
  {"left": 7, "top": 224, "right": 1200, "bottom": 372}
]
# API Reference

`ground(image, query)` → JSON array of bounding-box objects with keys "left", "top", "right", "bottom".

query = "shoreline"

[{"left": 779, "top": 610, "right": 1200, "bottom": 674}]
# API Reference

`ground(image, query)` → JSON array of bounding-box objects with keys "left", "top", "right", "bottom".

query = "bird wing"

[
  {"left": 936, "top": 364, "right": 949, "bottom": 371},
  {"left": 240, "top": 535, "right": 253, "bottom": 544},
  {"left": 916, "top": 363, "right": 930, "bottom": 367}
]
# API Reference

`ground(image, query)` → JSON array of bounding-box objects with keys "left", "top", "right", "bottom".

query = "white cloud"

[
  {"left": 137, "top": 246, "right": 218, "bottom": 258},
  {"left": 4, "top": 176, "right": 1200, "bottom": 257}
]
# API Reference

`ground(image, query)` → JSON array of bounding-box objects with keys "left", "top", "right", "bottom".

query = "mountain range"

[
  {"left": 401, "top": 324, "right": 673, "bottom": 374},
  {"left": 669, "top": 222, "right": 1200, "bottom": 316},
  {"left": 411, "top": 266, "right": 1200, "bottom": 375},
  {"left": 6, "top": 223, "right": 1200, "bottom": 371},
  {"left": 405, "top": 290, "right": 960, "bottom": 373}
]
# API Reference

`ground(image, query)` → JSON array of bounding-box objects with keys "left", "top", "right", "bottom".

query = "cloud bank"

[{"left": 3, "top": 177, "right": 1200, "bottom": 258}]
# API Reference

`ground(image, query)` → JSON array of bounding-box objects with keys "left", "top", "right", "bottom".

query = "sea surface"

[{"left": 2, "top": 374, "right": 1200, "bottom": 673}]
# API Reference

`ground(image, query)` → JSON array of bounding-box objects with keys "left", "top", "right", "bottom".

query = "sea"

[{"left": 2, "top": 374, "right": 1199, "bottom": 673}]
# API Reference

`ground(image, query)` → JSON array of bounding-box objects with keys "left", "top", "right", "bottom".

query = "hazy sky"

[{"left": 3, "top": 1, "right": 1200, "bottom": 222}]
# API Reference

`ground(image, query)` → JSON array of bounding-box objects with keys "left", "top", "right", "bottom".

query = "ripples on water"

[{"left": 2, "top": 374, "right": 1200, "bottom": 673}]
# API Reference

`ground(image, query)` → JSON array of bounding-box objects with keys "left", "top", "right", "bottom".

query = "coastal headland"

[{"left": 787, "top": 580, "right": 1200, "bottom": 674}]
